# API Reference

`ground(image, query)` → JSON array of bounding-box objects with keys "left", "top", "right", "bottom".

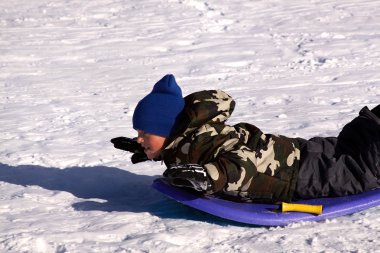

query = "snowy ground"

[{"left": 1, "top": 0, "right": 380, "bottom": 252}]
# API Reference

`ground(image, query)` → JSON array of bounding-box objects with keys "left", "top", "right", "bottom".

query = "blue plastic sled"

[{"left": 152, "top": 178, "right": 380, "bottom": 226}]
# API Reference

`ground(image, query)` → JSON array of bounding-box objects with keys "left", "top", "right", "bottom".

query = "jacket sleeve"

[
  {"left": 185, "top": 124, "right": 258, "bottom": 197},
  {"left": 186, "top": 124, "right": 297, "bottom": 202}
]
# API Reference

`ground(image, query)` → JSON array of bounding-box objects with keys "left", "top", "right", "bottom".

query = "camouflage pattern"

[{"left": 160, "top": 90, "right": 301, "bottom": 203}]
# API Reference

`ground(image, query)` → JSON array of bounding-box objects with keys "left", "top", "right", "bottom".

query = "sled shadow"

[{"left": 0, "top": 163, "right": 251, "bottom": 226}]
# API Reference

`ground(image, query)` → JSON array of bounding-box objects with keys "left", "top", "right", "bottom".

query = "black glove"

[
  {"left": 163, "top": 164, "right": 212, "bottom": 192},
  {"left": 110, "top": 137, "right": 149, "bottom": 164}
]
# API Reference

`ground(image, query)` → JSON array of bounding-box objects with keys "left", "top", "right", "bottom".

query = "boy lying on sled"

[{"left": 111, "top": 74, "right": 380, "bottom": 203}]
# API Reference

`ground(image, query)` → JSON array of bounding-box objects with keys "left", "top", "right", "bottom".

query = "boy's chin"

[{"left": 145, "top": 151, "right": 157, "bottom": 160}]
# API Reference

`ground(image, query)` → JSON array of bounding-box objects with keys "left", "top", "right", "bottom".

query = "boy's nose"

[{"left": 136, "top": 137, "right": 143, "bottom": 144}]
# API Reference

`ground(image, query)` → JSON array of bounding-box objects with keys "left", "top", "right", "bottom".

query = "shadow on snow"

[{"left": 0, "top": 163, "right": 252, "bottom": 227}]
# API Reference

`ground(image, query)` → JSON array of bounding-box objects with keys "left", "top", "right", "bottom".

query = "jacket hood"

[{"left": 179, "top": 89, "right": 236, "bottom": 136}]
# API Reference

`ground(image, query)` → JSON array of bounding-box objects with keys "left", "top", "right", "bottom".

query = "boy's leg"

[
  {"left": 295, "top": 106, "right": 380, "bottom": 200},
  {"left": 335, "top": 106, "right": 380, "bottom": 188},
  {"left": 371, "top": 104, "right": 380, "bottom": 118}
]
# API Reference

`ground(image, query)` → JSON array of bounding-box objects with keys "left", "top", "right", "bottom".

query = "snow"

[{"left": 1, "top": 0, "right": 380, "bottom": 252}]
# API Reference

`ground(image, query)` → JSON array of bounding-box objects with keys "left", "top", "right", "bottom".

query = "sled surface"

[{"left": 152, "top": 178, "right": 380, "bottom": 226}]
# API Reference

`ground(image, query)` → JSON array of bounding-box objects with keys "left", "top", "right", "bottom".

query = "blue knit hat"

[{"left": 132, "top": 74, "right": 185, "bottom": 137}]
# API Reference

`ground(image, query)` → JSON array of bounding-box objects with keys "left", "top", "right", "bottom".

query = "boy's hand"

[
  {"left": 110, "top": 137, "right": 148, "bottom": 164},
  {"left": 110, "top": 137, "right": 143, "bottom": 153},
  {"left": 163, "top": 164, "right": 211, "bottom": 192}
]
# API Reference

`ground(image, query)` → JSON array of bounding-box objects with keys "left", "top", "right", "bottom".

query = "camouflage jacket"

[{"left": 160, "top": 90, "right": 301, "bottom": 203}]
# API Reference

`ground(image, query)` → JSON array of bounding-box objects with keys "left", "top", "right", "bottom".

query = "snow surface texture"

[{"left": 1, "top": 0, "right": 380, "bottom": 252}]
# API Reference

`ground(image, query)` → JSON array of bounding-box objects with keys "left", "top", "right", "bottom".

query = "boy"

[{"left": 111, "top": 74, "right": 380, "bottom": 203}]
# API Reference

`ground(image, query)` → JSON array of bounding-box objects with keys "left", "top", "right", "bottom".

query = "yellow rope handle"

[{"left": 282, "top": 202, "right": 323, "bottom": 215}]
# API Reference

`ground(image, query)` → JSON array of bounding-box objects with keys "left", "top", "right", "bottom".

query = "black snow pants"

[{"left": 294, "top": 105, "right": 380, "bottom": 200}]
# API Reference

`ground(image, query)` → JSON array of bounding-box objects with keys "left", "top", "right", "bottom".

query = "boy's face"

[{"left": 136, "top": 130, "right": 166, "bottom": 160}]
